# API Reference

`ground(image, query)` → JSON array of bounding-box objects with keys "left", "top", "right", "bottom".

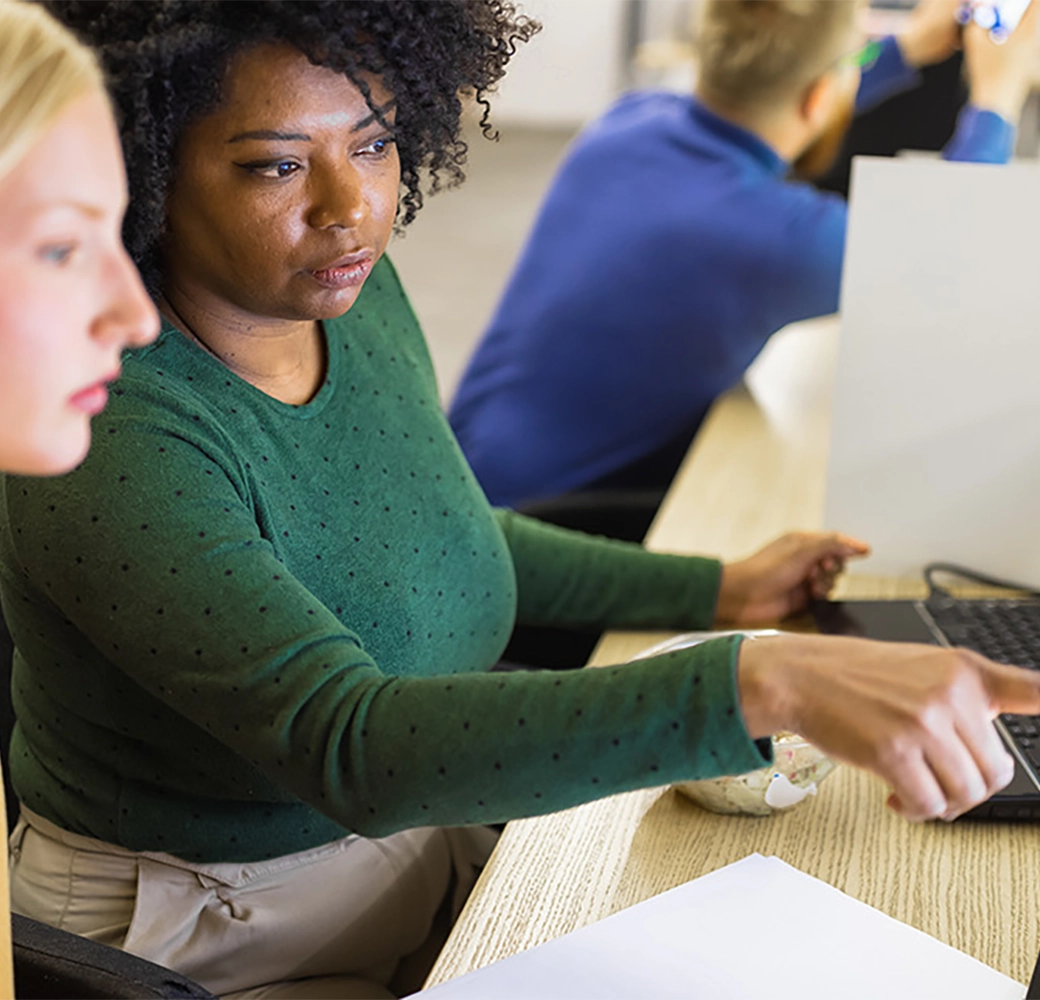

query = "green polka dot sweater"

[{"left": 0, "top": 258, "right": 767, "bottom": 863}]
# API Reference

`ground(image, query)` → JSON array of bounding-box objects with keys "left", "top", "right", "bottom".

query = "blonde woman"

[
  {"left": 0, "top": 0, "right": 157, "bottom": 477},
  {"left": 0, "top": 3, "right": 155, "bottom": 995}
]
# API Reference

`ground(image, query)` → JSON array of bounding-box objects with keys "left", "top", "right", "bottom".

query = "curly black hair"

[{"left": 41, "top": 0, "right": 540, "bottom": 296}]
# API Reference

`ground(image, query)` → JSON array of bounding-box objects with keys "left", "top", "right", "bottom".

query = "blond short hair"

[
  {"left": 696, "top": 0, "right": 858, "bottom": 116},
  {"left": 0, "top": 0, "right": 104, "bottom": 184}
]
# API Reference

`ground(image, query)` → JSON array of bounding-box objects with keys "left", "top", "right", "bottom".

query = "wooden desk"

[{"left": 427, "top": 316, "right": 1040, "bottom": 989}]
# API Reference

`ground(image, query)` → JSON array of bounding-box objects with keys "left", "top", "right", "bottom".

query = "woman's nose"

[
  {"left": 307, "top": 161, "right": 368, "bottom": 231},
  {"left": 93, "top": 246, "right": 160, "bottom": 349}
]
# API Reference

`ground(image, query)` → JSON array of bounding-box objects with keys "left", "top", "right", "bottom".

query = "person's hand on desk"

[
  {"left": 737, "top": 634, "right": 1040, "bottom": 821},
  {"left": 715, "top": 532, "right": 870, "bottom": 625}
]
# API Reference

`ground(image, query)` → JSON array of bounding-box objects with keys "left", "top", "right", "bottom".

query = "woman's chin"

[
  {"left": 1, "top": 422, "right": 92, "bottom": 477},
  {"left": 289, "top": 274, "right": 369, "bottom": 320}
]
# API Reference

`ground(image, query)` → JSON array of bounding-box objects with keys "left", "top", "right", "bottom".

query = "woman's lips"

[
  {"left": 69, "top": 382, "right": 109, "bottom": 416},
  {"left": 308, "top": 255, "right": 374, "bottom": 290},
  {"left": 69, "top": 369, "right": 120, "bottom": 416}
]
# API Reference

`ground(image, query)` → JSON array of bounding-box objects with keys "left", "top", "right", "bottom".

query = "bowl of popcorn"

[{"left": 632, "top": 631, "right": 838, "bottom": 817}]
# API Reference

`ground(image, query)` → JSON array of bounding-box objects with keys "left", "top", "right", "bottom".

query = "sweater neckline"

[
  {"left": 154, "top": 316, "right": 340, "bottom": 419},
  {"left": 687, "top": 97, "right": 788, "bottom": 178}
]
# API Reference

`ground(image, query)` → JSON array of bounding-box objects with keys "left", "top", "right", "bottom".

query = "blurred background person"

[{"left": 450, "top": 0, "right": 1037, "bottom": 542}]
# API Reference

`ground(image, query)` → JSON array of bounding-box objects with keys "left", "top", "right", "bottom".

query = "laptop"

[
  {"left": 813, "top": 593, "right": 1040, "bottom": 819},
  {"left": 815, "top": 156, "right": 1040, "bottom": 818}
]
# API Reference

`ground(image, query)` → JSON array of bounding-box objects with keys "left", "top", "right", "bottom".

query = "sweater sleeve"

[
  {"left": 762, "top": 185, "right": 848, "bottom": 325},
  {"left": 3, "top": 415, "right": 768, "bottom": 839},
  {"left": 859, "top": 36, "right": 1015, "bottom": 163},
  {"left": 942, "top": 104, "right": 1016, "bottom": 163},
  {"left": 495, "top": 510, "right": 722, "bottom": 630},
  {"left": 855, "top": 35, "right": 921, "bottom": 114}
]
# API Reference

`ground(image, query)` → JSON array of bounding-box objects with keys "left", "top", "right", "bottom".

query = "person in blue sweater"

[{"left": 450, "top": 0, "right": 1038, "bottom": 539}]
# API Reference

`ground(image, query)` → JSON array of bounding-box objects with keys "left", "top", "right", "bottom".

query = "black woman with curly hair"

[{"left": 4, "top": 2, "right": 1040, "bottom": 996}]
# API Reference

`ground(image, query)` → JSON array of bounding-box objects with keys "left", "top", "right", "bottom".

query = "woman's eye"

[
  {"left": 242, "top": 160, "right": 302, "bottom": 180},
  {"left": 359, "top": 136, "right": 396, "bottom": 158},
  {"left": 38, "top": 243, "right": 77, "bottom": 266}
]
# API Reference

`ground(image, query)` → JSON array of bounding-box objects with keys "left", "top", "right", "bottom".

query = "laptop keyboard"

[
  {"left": 927, "top": 597, "right": 1040, "bottom": 669},
  {"left": 927, "top": 597, "right": 1040, "bottom": 774}
]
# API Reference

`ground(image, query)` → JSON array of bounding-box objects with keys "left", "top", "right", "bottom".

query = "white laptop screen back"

[{"left": 824, "top": 155, "right": 1040, "bottom": 584}]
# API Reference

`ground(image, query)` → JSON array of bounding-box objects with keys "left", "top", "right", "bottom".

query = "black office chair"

[
  {"left": 497, "top": 488, "right": 668, "bottom": 670},
  {"left": 0, "top": 606, "right": 214, "bottom": 999},
  {"left": 0, "top": 611, "right": 19, "bottom": 837},
  {"left": 11, "top": 915, "right": 213, "bottom": 999}
]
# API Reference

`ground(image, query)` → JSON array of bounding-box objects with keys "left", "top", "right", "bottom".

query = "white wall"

[{"left": 491, "top": 0, "right": 628, "bottom": 126}]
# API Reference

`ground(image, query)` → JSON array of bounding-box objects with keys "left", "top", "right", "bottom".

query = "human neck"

[
  {"left": 694, "top": 89, "right": 810, "bottom": 164},
  {"left": 160, "top": 282, "right": 327, "bottom": 405}
]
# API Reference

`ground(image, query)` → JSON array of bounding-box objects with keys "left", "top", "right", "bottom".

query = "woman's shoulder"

[
  {"left": 116, "top": 326, "right": 235, "bottom": 430},
  {"left": 70, "top": 325, "right": 251, "bottom": 490}
]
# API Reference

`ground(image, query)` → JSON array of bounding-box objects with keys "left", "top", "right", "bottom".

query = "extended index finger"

[
  {"left": 802, "top": 532, "right": 871, "bottom": 562},
  {"left": 977, "top": 657, "right": 1040, "bottom": 717}
]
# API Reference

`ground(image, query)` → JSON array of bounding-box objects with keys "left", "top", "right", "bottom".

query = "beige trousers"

[{"left": 9, "top": 808, "right": 497, "bottom": 999}]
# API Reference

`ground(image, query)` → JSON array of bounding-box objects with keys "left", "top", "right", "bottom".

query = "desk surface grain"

[{"left": 426, "top": 317, "right": 1040, "bottom": 989}]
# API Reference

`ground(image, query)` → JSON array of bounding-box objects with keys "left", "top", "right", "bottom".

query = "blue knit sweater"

[{"left": 450, "top": 38, "right": 1015, "bottom": 506}]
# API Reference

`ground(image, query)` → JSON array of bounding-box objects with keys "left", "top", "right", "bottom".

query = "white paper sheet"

[{"left": 423, "top": 854, "right": 1025, "bottom": 999}]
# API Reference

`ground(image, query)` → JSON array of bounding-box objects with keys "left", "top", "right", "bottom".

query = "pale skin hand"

[
  {"left": 737, "top": 633, "right": 1040, "bottom": 821},
  {"left": 715, "top": 532, "right": 870, "bottom": 625},
  {"left": 897, "top": 0, "right": 964, "bottom": 68},
  {"left": 962, "top": 0, "right": 1040, "bottom": 122}
]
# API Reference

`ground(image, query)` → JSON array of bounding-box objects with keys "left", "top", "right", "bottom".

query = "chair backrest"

[{"left": 12, "top": 915, "right": 214, "bottom": 999}]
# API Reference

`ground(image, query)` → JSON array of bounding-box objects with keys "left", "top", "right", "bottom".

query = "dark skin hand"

[
  {"left": 716, "top": 532, "right": 870, "bottom": 625},
  {"left": 738, "top": 633, "right": 1040, "bottom": 822}
]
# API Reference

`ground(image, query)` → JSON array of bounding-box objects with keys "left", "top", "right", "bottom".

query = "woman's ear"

[
  {"left": 799, "top": 70, "right": 838, "bottom": 131},
  {"left": 790, "top": 65, "right": 859, "bottom": 181}
]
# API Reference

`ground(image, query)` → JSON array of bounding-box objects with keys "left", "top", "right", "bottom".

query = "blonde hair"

[
  {"left": 0, "top": 0, "right": 104, "bottom": 185},
  {"left": 696, "top": 0, "right": 858, "bottom": 116}
]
